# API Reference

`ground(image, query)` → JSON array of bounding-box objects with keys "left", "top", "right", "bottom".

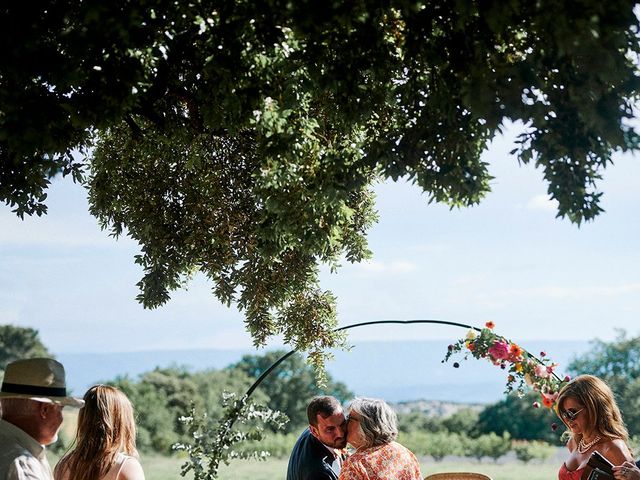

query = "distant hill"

[{"left": 57, "top": 339, "right": 590, "bottom": 404}]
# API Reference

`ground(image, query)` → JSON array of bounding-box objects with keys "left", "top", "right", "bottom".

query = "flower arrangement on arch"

[{"left": 443, "top": 321, "right": 569, "bottom": 410}]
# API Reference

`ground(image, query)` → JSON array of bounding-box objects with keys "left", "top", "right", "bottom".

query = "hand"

[{"left": 613, "top": 461, "right": 640, "bottom": 480}]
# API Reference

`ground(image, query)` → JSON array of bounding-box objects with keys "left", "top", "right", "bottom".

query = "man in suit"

[{"left": 287, "top": 396, "right": 348, "bottom": 480}]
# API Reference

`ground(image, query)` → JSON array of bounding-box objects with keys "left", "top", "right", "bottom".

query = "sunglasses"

[{"left": 561, "top": 407, "right": 584, "bottom": 421}]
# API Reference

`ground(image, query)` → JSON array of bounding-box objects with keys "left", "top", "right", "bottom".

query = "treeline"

[
  {"left": 107, "top": 331, "right": 640, "bottom": 457},
  {"left": 109, "top": 350, "right": 352, "bottom": 453},
  {"left": 3, "top": 325, "right": 640, "bottom": 459}
]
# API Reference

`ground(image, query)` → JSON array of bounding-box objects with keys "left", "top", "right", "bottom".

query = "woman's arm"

[{"left": 601, "top": 439, "right": 634, "bottom": 465}]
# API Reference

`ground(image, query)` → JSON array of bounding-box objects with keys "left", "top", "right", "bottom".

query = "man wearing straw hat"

[{"left": 0, "top": 358, "right": 84, "bottom": 480}]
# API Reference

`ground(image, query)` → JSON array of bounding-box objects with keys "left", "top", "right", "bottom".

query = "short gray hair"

[{"left": 348, "top": 397, "right": 397, "bottom": 448}]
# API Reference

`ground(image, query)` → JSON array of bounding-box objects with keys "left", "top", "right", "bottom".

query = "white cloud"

[
  {"left": 526, "top": 194, "right": 559, "bottom": 212},
  {"left": 452, "top": 274, "right": 489, "bottom": 286},
  {"left": 355, "top": 260, "right": 418, "bottom": 274},
  {"left": 0, "top": 212, "right": 135, "bottom": 249},
  {"left": 476, "top": 283, "right": 640, "bottom": 302}
]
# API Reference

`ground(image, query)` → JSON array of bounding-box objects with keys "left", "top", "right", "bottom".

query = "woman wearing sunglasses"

[{"left": 557, "top": 375, "right": 633, "bottom": 480}]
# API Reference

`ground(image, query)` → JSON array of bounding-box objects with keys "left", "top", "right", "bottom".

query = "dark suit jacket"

[{"left": 286, "top": 428, "right": 341, "bottom": 480}]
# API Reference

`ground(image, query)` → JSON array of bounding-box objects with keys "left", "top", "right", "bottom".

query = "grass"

[
  {"left": 53, "top": 414, "right": 560, "bottom": 480},
  {"left": 129, "top": 454, "right": 560, "bottom": 480}
]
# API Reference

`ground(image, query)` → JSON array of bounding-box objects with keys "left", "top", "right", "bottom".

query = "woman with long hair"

[
  {"left": 556, "top": 374, "right": 633, "bottom": 480},
  {"left": 54, "top": 385, "right": 145, "bottom": 480}
]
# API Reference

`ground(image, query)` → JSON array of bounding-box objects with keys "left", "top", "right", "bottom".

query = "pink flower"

[
  {"left": 564, "top": 375, "right": 571, "bottom": 382},
  {"left": 534, "top": 364, "right": 550, "bottom": 379},
  {"left": 488, "top": 340, "right": 510, "bottom": 361},
  {"left": 541, "top": 391, "right": 558, "bottom": 408}
]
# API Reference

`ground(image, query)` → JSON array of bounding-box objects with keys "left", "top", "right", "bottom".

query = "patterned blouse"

[{"left": 339, "top": 441, "right": 423, "bottom": 480}]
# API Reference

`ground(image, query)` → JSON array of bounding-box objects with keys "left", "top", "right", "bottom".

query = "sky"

[{"left": 1, "top": 123, "right": 639, "bottom": 355}]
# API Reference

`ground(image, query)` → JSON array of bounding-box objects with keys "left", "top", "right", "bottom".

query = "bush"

[
  {"left": 243, "top": 432, "right": 299, "bottom": 458},
  {"left": 466, "top": 432, "right": 511, "bottom": 462},
  {"left": 400, "top": 430, "right": 467, "bottom": 461},
  {"left": 512, "top": 440, "right": 556, "bottom": 464}
]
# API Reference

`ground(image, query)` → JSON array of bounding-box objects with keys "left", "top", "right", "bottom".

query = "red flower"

[
  {"left": 541, "top": 394, "right": 555, "bottom": 408},
  {"left": 485, "top": 321, "right": 495, "bottom": 329},
  {"left": 508, "top": 343, "right": 523, "bottom": 362}
]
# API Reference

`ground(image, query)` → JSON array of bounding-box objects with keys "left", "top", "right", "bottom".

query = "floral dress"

[{"left": 339, "top": 441, "right": 422, "bottom": 480}]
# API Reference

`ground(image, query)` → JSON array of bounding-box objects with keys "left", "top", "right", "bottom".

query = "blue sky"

[{"left": 1, "top": 123, "right": 639, "bottom": 355}]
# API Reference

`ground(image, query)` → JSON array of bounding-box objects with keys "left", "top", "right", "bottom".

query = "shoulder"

[
  {"left": 4, "top": 455, "right": 48, "bottom": 480},
  {"left": 118, "top": 457, "right": 145, "bottom": 480},
  {"left": 338, "top": 459, "right": 361, "bottom": 480},
  {"left": 292, "top": 430, "right": 325, "bottom": 457},
  {"left": 599, "top": 438, "right": 633, "bottom": 465}
]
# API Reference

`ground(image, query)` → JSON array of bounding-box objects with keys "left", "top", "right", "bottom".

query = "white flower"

[{"left": 465, "top": 329, "right": 478, "bottom": 341}]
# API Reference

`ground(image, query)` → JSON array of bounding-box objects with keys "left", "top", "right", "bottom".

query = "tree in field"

[
  {"left": 476, "top": 392, "right": 562, "bottom": 444},
  {"left": 568, "top": 331, "right": 640, "bottom": 439},
  {"left": 232, "top": 350, "right": 352, "bottom": 433},
  {"left": 111, "top": 366, "right": 261, "bottom": 453},
  {"left": 0, "top": 324, "right": 52, "bottom": 380},
  {"left": 3, "top": 1, "right": 639, "bottom": 364}
]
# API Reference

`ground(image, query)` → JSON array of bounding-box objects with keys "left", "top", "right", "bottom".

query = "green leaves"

[
  {"left": 174, "top": 393, "right": 288, "bottom": 480},
  {"left": 4, "top": 0, "right": 640, "bottom": 372}
]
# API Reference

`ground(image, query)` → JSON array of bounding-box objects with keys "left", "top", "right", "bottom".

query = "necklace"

[{"left": 578, "top": 435, "right": 601, "bottom": 453}]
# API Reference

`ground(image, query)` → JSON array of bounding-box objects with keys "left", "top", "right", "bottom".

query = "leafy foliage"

[
  {"left": 476, "top": 392, "right": 563, "bottom": 444},
  {"left": 512, "top": 440, "right": 556, "bottom": 464},
  {"left": 231, "top": 350, "right": 353, "bottom": 432},
  {"left": 174, "top": 393, "right": 288, "bottom": 480},
  {"left": 568, "top": 331, "right": 640, "bottom": 440},
  {"left": 3, "top": 1, "right": 640, "bottom": 361},
  {"left": 0, "top": 324, "right": 52, "bottom": 380},
  {"left": 467, "top": 432, "right": 512, "bottom": 462},
  {"left": 111, "top": 366, "right": 260, "bottom": 453}
]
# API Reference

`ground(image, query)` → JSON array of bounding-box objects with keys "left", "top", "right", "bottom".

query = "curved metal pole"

[{"left": 246, "top": 319, "right": 483, "bottom": 397}]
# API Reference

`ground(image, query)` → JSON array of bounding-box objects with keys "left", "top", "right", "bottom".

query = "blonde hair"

[
  {"left": 556, "top": 374, "right": 629, "bottom": 446},
  {"left": 55, "top": 385, "right": 138, "bottom": 480}
]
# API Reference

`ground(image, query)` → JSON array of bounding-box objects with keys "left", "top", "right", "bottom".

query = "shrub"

[
  {"left": 466, "top": 432, "right": 511, "bottom": 462},
  {"left": 513, "top": 440, "right": 556, "bottom": 463}
]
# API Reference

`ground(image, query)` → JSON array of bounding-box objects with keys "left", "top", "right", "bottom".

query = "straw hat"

[{"left": 0, "top": 358, "right": 84, "bottom": 407}]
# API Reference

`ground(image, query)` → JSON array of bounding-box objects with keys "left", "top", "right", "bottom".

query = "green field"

[
  {"left": 135, "top": 454, "right": 560, "bottom": 480},
  {"left": 53, "top": 412, "right": 560, "bottom": 480}
]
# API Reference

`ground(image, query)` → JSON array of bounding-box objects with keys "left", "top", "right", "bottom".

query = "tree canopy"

[
  {"left": 0, "top": 325, "right": 52, "bottom": 380},
  {"left": 232, "top": 350, "right": 353, "bottom": 432},
  {"left": 568, "top": 331, "right": 640, "bottom": 438},
  {"left": 2, "top": 1, "right": 639, "bottom": 361}
]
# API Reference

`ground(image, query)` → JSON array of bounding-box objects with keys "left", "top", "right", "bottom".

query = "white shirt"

[{"left": 0, "top": 419, "right": 53, "bottom": 480}]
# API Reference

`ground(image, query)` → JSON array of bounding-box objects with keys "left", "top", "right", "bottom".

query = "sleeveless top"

[
  {"left": 559, "top": 463, "right": 585, "bottom": 480},
  {"left": 103, "top": 453, "right": 133, "bottom": 480}
]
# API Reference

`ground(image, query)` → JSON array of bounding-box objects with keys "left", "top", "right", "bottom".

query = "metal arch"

[{"left": 245, "top": 319, "right": 482, "bottom": 397}]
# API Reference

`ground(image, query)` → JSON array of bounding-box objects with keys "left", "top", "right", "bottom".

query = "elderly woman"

[
  {"left": 556, "top": 375, "right": 633, "bottom": 480},
  {"left": 339, "top": 397, "right": 422, "bottom": 480}
]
